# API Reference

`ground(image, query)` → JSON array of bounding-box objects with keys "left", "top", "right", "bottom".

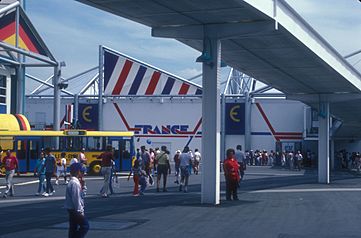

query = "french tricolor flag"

[{"left": 103, "top": 50, "right": 202, "bottom": 96}]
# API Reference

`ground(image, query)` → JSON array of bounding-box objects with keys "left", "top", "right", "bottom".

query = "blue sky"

[{"left": 24, "top": 0, "right": 361, "bottom": 93}]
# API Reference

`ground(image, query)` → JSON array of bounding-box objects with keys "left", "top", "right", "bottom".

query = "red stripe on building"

[
  {"left": 255, "top": 103, "right": 279, "bottom": 141},
  {"left": 60, "top": 115, "right": 65, "bottom": 128},
  {"left": 175, "top": 118, "right": 202, "bottom": 135},
  {"left": 136, "top": 135, "right": 201, "bottom": 138},
  {"left": 113, "top": 103, "right": 141, "bottom": 132},
  {"left": 276, "top": 136, "right": 303, "bottom": 140},
  {"left": 0, "top": 22, "right": 15, "bottom": 41},
  {"left": 67, "top": 105, "right": 72, "bottom": 129},
  {"left": 178, "top": 83, "right": 190, "bottom": 95},
  {"left": 19, "top": 25, "right": 39, "bottom": 54},
  {"left": 112, "top": 60, "right": 133, "bottom": 95},
  {"left": 145, "top": 71, "right": 161, "bottom": 95}
]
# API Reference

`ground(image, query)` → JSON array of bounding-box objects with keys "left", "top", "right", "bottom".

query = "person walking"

[
  {"left": 56, "top": 152, "right": 68, "bottom": 185},
  {"left": 173, "top": 150, "right": 181, "bottom": 184},
  {"left": 78, "top": 148, "right": 88, "bottom": 192},
  {"left": 140, "top": 146, "right": 153, "bottom": 185},
  {"left": 296, "top": 151, "right": 303, "bottom": 171},
  {"left": 139, "top": 169, "right": 148, "bottom": 195},
  {"left": 149, "top": 148, "right": 155, "bottom": 177},
  {"left": 109, "top": 159, "right": 117, "bottom": 194},
  {"left": 44, "top": 147, "right": 56, "bottom": 196},
  {"left": 2, "top": 150, "right": 19, "bottom": 198},
  {"left": 235, "top": 145, "right": 245, "bottom": 180},
  {"left": 128, "top": 159, "right": 141, "bottom": 196},
  {"left": 179, "top": 146, "right": 192, "bottom": 193},
  {"left": 34, "top": 152, "right": 46, "bottom": 196},
  {"left": 98, "top": 145, "right": 114, "bottom": 198},
  {"left": 155, "top": 145, "right": 171, "bottom": 192},
  {"left": 288, "top": 151, "right": 294, "bottom": 170},
  {"left": 193, "top": 149, "right": 201, "bottom": 175},
  {"left": 65, "top": 163, "right": 89, "bottom": 238},
  {"left": 223, "top": 148, "right": 240, "bottom": 201}
]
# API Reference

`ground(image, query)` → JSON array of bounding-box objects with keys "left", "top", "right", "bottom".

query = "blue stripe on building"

[
  {"left": 103, "top": 51, "right": 119, "bottom": 90},
  {"left": 195, "top": 89, "right": 202, "bottom": 95},
  {"left": 161, "top": 77, "right": 175, "bottom": 95},
  {"left": 128, "top": 66, "right": 147, "bottom": 95}
]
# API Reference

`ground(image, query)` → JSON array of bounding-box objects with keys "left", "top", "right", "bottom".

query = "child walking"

[{"left": 128, "top": 159, "right": 141, "bottom": 196}]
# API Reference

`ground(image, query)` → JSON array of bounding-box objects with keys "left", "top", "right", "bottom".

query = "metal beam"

[
  {"left": 30, "top": 75, "right": 54, "bottom": 94},
  {"left": 0, "top": 41, "right": 57, "bottom": 66},
  {"left": 344, "top": 49, "right": 361, "bottom": 59},
  {"left": 26, "top": 74, "right": 73, "bottom": 96},
  {"left": 152, "top": 21, "right": 275, "bottom": 40},
  {"left": 250, "top": 85, "right": 273, "bottom": 95},
  {"left": 62, "top": 66, "right": 98, "bottom": 82},
  {"left": 287, "top": 93, "right": 361, "bottom": 103},
  {"left": 79, "top": 73, "right": 98, "bottom": 95},
  {"left": 0, "top": 55, "right": 20, "bottom": 65},
  {"left": 0, "top": 1, "right": 20, "bottom": 15}
]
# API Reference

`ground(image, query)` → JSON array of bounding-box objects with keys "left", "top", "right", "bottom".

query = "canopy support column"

[
  {"left": 318, "top": 101, "right": 330, "bottom": 184},
  {"left": 53, "top": 64, "right": 60, "bottom": 149},
  {"left": 98, "top": 45, "right": 104, "bottom": 131},
  {"left": 201, "top": 38, "right": 221, "bottom": 205},
  {"left": 244, "top": 92, "right": 252, "bottom": 151}
]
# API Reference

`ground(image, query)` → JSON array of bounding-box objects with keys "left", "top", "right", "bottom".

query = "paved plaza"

[{"left": 1, "top": 166, "right": 361, "bottom": 238}]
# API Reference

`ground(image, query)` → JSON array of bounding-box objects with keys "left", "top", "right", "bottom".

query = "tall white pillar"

[
  {"left": 201, "top": 38, "right": 221, "bottom": 205},
  {"left": 244, "top": 92, "right": 252, "bottom": 151},
  {"left": 318, "top": 102, "right": 330, "bottom": 184},
  {"left": 16, "top": 65, "right": 25, "bottom": 114},
  {"left": 98, "top": 45, "right": 104, "bottom": 131},
  {"left": 53, "top": 64, "right": 60, "bottom": 149}
]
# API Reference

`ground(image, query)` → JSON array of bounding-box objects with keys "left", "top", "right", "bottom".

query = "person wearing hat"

[{"left": 65, "top": 162, "right": 89, "bottom": 238}]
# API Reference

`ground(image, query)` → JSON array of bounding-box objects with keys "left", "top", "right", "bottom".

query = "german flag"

[{"left": 0, "top": 9, "right": 49, "bottom": 57}]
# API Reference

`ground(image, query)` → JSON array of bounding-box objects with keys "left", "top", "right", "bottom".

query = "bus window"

[
  {"left": 87, "top": 137, "right": 102, "bottom": 151},
  {"left": 0, "top": 137, "right": 13, "bottom": 150},
  {"left": 43, "top": 137, "right": 54, "bottom": 150}
]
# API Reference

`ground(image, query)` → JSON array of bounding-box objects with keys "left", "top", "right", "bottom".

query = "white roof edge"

[
  {"left": 243, "top": 0, "right": 361, "bottom": 91},
  {"left": 102, "top": 45, "right": 202, "bottom": 89}
]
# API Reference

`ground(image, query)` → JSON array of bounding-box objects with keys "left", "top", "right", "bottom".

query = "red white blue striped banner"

[{"left": 103, "top": 50, "right": 202, "bottom": 96}]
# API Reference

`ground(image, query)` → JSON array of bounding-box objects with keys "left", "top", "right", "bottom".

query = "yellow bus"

[{"left": 0, "top": 130, "right": 135, "bottom": 175}]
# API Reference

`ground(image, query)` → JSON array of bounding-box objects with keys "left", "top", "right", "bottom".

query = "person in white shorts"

[{"left": 56, "top": 152, "right": 68, "bottom": 185}]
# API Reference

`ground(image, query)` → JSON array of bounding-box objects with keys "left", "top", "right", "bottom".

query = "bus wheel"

[{"left": 90, "top": 161, "right": 102, "bottom": 175}]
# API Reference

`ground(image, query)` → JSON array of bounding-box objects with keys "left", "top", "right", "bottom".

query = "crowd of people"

[
  {"left": 238, "top": 149, "right": 317, "bottom": 171},
  {"left": 337, "top": 150, "right": 361, "bottom": 172},
  {"left": 129, "top": 145, "right": 202, "bottom": 195}
]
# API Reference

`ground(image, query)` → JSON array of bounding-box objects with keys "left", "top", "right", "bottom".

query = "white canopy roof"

[{"left": 77, "top": 0, "right": 361, "bottom": 139}]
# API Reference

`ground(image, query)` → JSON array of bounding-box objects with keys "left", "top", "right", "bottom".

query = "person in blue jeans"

[
  {"left": 65, "top": 163, "right": 89, "bottom": 238},
  {"left": 44, "top": 147, "right": 56, "bottom": 196},
  {"left": 34, "top": 152, "right": 46, "bottom": 196}
]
